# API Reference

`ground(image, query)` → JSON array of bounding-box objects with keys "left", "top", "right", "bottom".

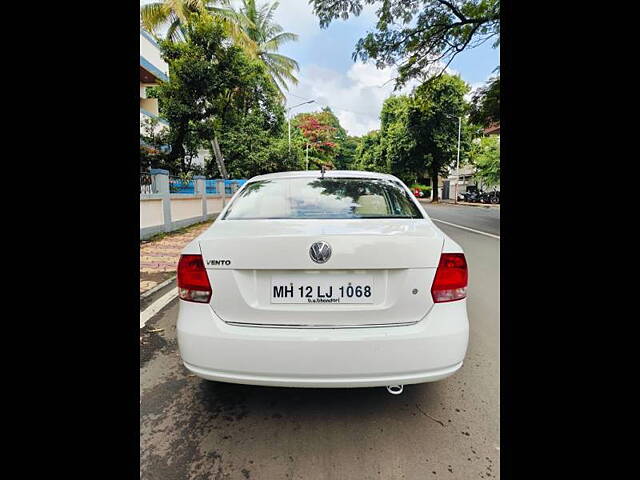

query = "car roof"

[{"left": 248, "top": 170, "right": 401, "bottom": 182}]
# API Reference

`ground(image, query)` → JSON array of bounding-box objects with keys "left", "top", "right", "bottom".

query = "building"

[
  {"left": 442, "top": 164, "right": 477, "bottom": 200},
  {"left": 483, "top": 123, "right": 500, "bottom": 136},
  {"left": 441, "top": 122, "right": 500, "bottom": 200},
  {"left": 140, "top": 30, "right": 169, "bottom": 134}
]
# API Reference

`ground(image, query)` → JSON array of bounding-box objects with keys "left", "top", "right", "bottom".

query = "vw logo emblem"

[{"left": 309, "top": 241, "right": 332, "bottom": 264}]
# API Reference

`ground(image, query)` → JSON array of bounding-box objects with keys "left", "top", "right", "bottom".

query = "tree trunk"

[
  {"left": 211, "top": 134, "right": 228, "bottom": 179},
  {"left": 167, "top": 126, "right": 187, "bottom": 168},
  {"left": 431, "top": 170, "right": 439, "bottom": 202}
]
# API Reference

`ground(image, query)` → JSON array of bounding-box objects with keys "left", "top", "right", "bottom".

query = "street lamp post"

[
  {"left": 445, "top": 113, "right": 462, "bottom": 204},
  {"left": 455, "top": 116, "right": 461, "bottom": 204},
  {"left": 305, "top": 143, "right": 310, "bottom": 170},
  {"left": 287, "top": 100, "right": 315, "bottom": 153}
]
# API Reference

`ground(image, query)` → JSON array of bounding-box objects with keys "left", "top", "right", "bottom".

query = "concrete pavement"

[
  {"left": 140, "top": 207, "right": 500, "bottom": 479},
  {"left": 140, "top": 220, "right": 214, "bottom": 294}
]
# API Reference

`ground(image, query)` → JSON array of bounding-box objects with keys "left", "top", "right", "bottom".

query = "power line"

[
  {"left": 288, "top": 93, "right": 313, "bottom": 102},
  {"left": 287, "top": 93, "right": 374, "bottom": 117}
]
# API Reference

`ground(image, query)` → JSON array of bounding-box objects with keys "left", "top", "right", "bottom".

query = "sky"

[
  {"left": 271, "top": 0, "right": 499, "bottom": 136},
  {"left": 141, "top": 0, "right": 499, "bottom": 137}
]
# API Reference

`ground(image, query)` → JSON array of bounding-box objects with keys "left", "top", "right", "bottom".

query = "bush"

[{"left": 410, "top": 184, "right": 432, "bottom": 193}]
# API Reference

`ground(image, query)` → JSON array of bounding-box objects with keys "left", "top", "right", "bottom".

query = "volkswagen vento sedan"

[{"left": 177, "top": 170, "right": 468, "bottom": 394}]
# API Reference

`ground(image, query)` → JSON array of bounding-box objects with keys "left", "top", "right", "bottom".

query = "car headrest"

[
  {"left": 257, "top": 194, "right": 290, "bottom": 218},
  {"left": 355, "top": 194, "right": 387, "bottom": 215}
]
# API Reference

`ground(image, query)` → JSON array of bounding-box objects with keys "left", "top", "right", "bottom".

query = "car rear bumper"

[{"left": 177, "top": 300, "right": 469, "bottom": 388}]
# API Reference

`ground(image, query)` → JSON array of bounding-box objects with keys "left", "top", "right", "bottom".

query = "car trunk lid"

[{"left": 199, "top": 219, "right": 443, "bottom": 327}]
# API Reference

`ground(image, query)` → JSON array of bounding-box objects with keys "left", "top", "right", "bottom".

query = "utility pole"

[
  {"left": 445, "top": 112, "right": 463, "bottom": 204},
  {"left": 455, "top": 115, "right": 461, "bottom": 204},
  {"left": 210, "top": 136, "right": 228, "bottom": 207},
  {"left": 287, "top": 100, "right": 315, "bottom": 153}
]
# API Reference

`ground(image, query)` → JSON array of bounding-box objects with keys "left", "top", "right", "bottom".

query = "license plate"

[{"left": 271, "top": 273, "right": 374, "bottom": 304}]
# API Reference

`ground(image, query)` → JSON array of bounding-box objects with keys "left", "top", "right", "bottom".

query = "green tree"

[
  {"left": 292, "top": 108, "right": 359, "bottom": 169},
  {"left": 357, "top": 75, "right": 472, "bottom": 199},
  {"left": 294, "top": 112, "right": 338, "bottom": 168},
  {"left": 214, "top": 122, "right": 304, "bottom": 178},
  {"left": 141, "top": 0, "right": 256, "bottom": 51},
  {"left": 353, "top": 130, "right": 386, "bottom": 172},
  {"left": 469, "top": 72, "right": 499, "bottom": 127},
  {"left": 154, "top": 15, "right": 285, "bottom": 174},
  {"left": 234, "top": 0, "right": 300, "bottom": 95},
  {"left": 377, "top": 95, "right": 417, "bottom": 182},
  {"left": 310, "top": 0, "right": 499, "bottom": 87},
  {"left": 407, "top": 74, "right": 471, "bottom": 201},
  {"left": 140, "top": 117, "right": 170, "bottom": 171},
  {"left": 471, "top": 135, "right": 500, "bottom": 186},
  {"left": 212, "top": 88, "right": 301, "bottom": 177},
  {"left": 336, "top": 135, "right": 360, "bottom": 170},
  {"left": 314, "top": 107, "right": 358, "bottom": 169}
]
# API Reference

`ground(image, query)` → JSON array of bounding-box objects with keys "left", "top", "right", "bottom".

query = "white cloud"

[
  {"left": 465, "top": 71, "right": 498, "bottom": 102},
  {"left": 272, "top": 0, "right": 379, "bottom": 37},
  {"left": 284, "top": 61, "right": 467, "bottom": 136},
  {"left": 227, "top": 0, "right": 371, "bottom": 39},
  {"left": 140, "top": 0, "right": 475, "bottom": 136},
  {"left": 465, "top": 82, "right": 484, "bottom": 102},
  {"left": 285, "top": 62, "right": 419, "bottom": 136},
  {"left": 266, "top": 0, "right": 323, "bottom": 38}
]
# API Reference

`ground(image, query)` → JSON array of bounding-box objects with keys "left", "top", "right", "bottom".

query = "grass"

[{"left": 141, "top": 218, "right": 215, "bottom": 245}]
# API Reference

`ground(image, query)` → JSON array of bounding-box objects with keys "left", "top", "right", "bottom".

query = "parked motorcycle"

[
  {"left": 463, "top": 190, "right": 484, "bottom": 203},
  {"left": 480, "top": 190, "right": 500, "bottom": 204}
]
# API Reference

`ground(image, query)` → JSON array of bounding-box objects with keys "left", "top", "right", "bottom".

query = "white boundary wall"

[{"left": 140, "top": 170, "right": 233, "bottom": 240}]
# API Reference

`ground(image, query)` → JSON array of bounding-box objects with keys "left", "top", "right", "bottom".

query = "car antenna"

[{"left": 321, "top": 165, "right": 326, "bottom": 179}]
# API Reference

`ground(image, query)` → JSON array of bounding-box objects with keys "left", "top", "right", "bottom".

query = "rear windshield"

[{"left": 222, "top": 177, "right": 424, "bottom": 220}]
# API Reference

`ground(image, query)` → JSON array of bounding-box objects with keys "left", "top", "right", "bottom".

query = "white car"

[{"left": 177, "top": 170, "right": 469, "bottom": 394}]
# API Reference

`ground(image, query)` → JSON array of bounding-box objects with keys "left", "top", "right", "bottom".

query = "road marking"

[
  {"left": 140, "top": 287, "right": 178, "bottom": 328},
  {"left": 431, "top": 218, "right": 500, "bottom": 239},
  {"left": 140, "top": 275, "right": 176, "bottom": 299}
]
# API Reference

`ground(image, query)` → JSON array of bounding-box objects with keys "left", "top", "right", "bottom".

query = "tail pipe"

[{"left": 386, "top": 385, "right": 404, "bottom": 395}]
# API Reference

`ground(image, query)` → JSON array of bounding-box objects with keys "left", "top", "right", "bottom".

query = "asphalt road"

[
  {"left": 419, "top": 201, "right": 500, "bottom": 236},
  {"left": 140, "top": 205, "right": 500, "bottom": 480}
]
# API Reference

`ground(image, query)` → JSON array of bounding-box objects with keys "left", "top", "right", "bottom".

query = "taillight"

[
  {"left": 431, "top": 253, "right": 468, "bottom": 303},
  {"left": 177, "top": 254, "right": 212, "bottom": 303}
]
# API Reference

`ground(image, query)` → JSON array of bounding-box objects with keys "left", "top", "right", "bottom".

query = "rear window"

[{"left": 222, "top": 177, "right": 424, "bottom": 220}]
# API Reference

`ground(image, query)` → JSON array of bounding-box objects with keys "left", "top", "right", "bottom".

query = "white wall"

[
  {"left": 140, "top": 198, "right": 164, "bottom": 229},
  {"left": 206, "top": 196, "right": 224, "bottom": 214},
  {"left": 140, "top": 98, "right": 159, "bottom": 116},
  {"left": 140, "top": 174, "right": 226, "bottom": 239},
  {"left": 171, "top": 197, "right": 203, "bottom": 222},
  {"left": 140, "top": 111, "right": 168, "bottom": 135},
  {"left": 140, "top": 32, "right": 168, "bottom": 78}
]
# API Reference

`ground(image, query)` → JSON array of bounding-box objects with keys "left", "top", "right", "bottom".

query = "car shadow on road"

[
  {"left": 141, "top": 374, "right": 456, "bottom": 479},
  {"left": 195, "top": 378, "right": 446, "bottom": 424}
]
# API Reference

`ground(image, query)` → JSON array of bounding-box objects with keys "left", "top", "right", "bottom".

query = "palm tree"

[
  {"left": 141, "top": 0, "right": 256, "bottom": 54},
  {"left": 236, "top": 0, "right": 300, "bottom": 95}
]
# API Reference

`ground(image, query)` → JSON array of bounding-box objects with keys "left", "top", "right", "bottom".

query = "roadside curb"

[
  {"left": 455, "top": 202, "right": 500, "bottom": 208},
  {"left": 419, "top": 200, "right": 500, "bottom": 208},
  {"left": 141, "top": 275, "right": 176, "bottom": 299}
]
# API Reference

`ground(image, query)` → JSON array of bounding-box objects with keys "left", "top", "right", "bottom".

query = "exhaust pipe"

[{"left": 386, "top": 385, "right": 404, "bottom": 395}]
